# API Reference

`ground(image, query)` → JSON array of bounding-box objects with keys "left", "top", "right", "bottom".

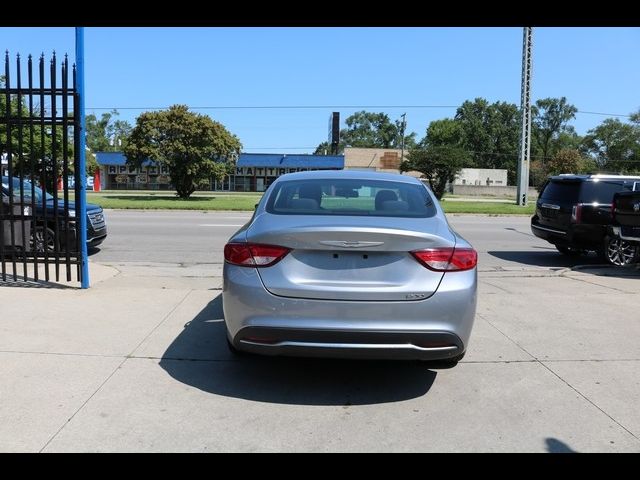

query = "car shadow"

[
  {"left": 487, "top": 250, "right": 604, "bottom": 268},
  {"left": 159, "top": 294, "right": 438, "bottom": 406},
  {"left": 488, "top": 250, "right": 640, "bottom": 277}
]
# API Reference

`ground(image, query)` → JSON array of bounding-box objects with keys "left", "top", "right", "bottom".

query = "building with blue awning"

[
  {"left": 95, "top": 151, "right": 345, "bottom": 191},
  {"left": 228, "top": 153, "right": 344, "bottom": 192}
]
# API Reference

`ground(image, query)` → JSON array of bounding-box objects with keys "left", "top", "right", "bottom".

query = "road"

[{"left": 92, "top": 210, "right": 601, "bottom": 270}]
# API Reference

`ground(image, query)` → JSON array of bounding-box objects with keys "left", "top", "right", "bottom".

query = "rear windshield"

[
  {"left": 580, "top": 181, "right": 631, "bottom": 203},
  {"left": 540, "top": 180, "right": 581, "bottom": 203},
  {"left": 541, "top": 179, "right": 636, "bottom": 204},
  {"left": 265, "top": 178, "right": 437, "bottom": 217}
]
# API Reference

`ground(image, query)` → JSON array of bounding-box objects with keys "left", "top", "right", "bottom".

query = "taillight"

[
  {"left": 571, "top": 203, "right": 582, "bottom": 223},
  {"left": 611, "top": 201, "right": 616, "bottom": 222},
  {"left": 411, "top": 247, "right": 477, "bottom": 272},
  {"left": 224, "top": 243, "right": 290, "bottom": 267}
]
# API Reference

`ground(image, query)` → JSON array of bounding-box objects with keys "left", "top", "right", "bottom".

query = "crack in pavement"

[
  {"left": 37, "top": 289, "right": 194, "bottom": 453},
  {"left": 475, "top": 312, "right": 640, "bottom": 444}
]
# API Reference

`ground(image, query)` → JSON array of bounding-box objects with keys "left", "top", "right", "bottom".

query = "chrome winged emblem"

[
  {"left": 319, "top": 240, "right": 384, "bottom": 248},
  {"left": 633, "top": 202, "right": 640, "bottom": 213}
]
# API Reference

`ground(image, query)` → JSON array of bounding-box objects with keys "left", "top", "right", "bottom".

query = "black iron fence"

[{"left": 1, "top": 52, "right": 82, "bottom": 283}]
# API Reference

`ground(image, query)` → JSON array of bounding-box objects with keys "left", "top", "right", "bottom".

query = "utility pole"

[
  {"left": 516, "top": 27, "right": 533, "bottom": 207},
  {"left": 399, "top": 113, "right": 407, "bottom": 169}
]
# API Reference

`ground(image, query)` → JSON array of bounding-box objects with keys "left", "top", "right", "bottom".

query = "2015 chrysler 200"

[{"left": 222, "top": 171, "right": 477, "bottom": 365}]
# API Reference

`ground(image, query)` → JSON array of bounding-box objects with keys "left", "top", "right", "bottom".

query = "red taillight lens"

[
  {"left": 224, "top": 243, "right": 290, "bottom": 267},
  {"left": 411, "top": 247, "right": 477, "bottom": 272},
  {"left": 611, "top": 201, "right": 616, "bottom": 222},
  {"left": 571, "top": 203, "right": 582, "bottom": 223}
]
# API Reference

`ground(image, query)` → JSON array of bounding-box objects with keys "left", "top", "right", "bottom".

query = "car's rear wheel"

[
  {"left": 604, "top": 236, "right": 639, "bottom": 266},
  {"left": 555, "top": 245, "right": 582, "bottom": 256}
]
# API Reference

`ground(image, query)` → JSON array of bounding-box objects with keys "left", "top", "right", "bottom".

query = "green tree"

[
  {"left": 314, "top": 111, "right": 416, "bottom": 153},
  {"left": 401, "top": 118, "right": 470, "bottom": 199},
  {"left": 401, "top": 145, "right": 469, "bottom": 200},
  {"left": 454, "top": 98, "right": 520, "bottom": 183},
  {"left": 582, "top": 118, "right": 640, "bottom": 173},
  {"left": 83, "top": 149, "right": 99, "bottom": 177},
  {"left": 124, "top": 105, "right": 242, "bottom": 199},
  {"left": 85, "top": 110, "right": 132, "bottom": 152},
  {"left": 2, "top": 75, "right": 90, "bottom": 188},
  {"left": 422, "top": 118, "right": 464, "bottom": 148},
  {"left": 546, "top": 148, "right": 596, "bottom": 176},
  {"left": 532, "top": 97, "right": 578, "bottom": 164},
  {"left": 313, "top": 141, "right": 336, "bottom": 155}
]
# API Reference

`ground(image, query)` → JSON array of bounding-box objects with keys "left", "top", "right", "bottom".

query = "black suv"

[{"left": 531, "top": 174, "right": 640, "bottom": 265}]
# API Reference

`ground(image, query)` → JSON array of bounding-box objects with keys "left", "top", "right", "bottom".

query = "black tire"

[
  {"left": 31, "top": 226, "right": 56, "bottom": 253},
  {"left": 604, "top": 235, "right": 640, "bottom": 266},
  {"left": 555, "top": 245, "right": 582, "bottom": 257}
]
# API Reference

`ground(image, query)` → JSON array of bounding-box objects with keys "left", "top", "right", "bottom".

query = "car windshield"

[
  {"left": 1, "top": 176, "right": 54, "bottom": 202},
  {"left": 266, "top": 178, "right": 436, "bottom": 218}
]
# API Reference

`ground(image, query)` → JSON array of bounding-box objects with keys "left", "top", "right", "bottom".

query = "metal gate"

[{"left": 1, "top": 52, "right": 83, "bottom": 284}]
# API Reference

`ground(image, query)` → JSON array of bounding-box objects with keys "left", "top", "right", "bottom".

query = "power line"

[
  {"left": 576, "top": 110, "right": 632, "bottom": 118},
  {"left": 86, "top": 105, "right": 459, "bottom": 110},
  {"left": 86, "top": 105, "right": 635, "bottom": 118}
]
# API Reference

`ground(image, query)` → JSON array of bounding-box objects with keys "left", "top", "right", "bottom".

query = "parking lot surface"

[{"left": 1, "top": 212, "right": 638, "bottom": 452}]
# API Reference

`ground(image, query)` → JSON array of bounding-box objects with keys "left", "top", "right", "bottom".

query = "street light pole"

[{"left": 399, "top": 113, "right": 407, "bottom": 170}]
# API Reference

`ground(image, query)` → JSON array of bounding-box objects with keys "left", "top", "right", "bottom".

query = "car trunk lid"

[{"left": 246, "top": 213, "right": 455, "bottom": 301}]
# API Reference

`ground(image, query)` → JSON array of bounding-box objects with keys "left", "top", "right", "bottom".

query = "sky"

[{"left": 1, "top": 27, "right": 639, "bottom": 154}]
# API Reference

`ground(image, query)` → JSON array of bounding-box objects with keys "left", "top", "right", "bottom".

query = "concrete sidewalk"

[{"left": 1, "top": 260, "right": 639, "bottom": 452}]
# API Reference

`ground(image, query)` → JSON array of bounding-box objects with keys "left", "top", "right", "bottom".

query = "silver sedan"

[{"left": 222, "top": 170, "right": 477, "bottom": 364}]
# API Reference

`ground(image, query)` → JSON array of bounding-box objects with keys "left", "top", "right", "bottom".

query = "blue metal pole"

[{"left": 75, "top": 27, "right": 89, "bottom": 288}]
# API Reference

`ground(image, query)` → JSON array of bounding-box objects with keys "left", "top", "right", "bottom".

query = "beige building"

[
  {"left": 453, "top": 168, "right": 508, "bottom": 186},
  {"left": 343, "top": 147, "right": 422, "bottom": 178}
]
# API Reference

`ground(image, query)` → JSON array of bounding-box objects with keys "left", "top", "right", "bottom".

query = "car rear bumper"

[
  {"left": 531, "top": 217, "right": 605, "bottom": 248},
  {"left": 531, "top": 218, "right": 569, "bottom": 244},
  {"left": 222, "top": 263, "right": 477, "bottom": 361},
  {"left": 611, "top": 226, "right": 640, "bottom": 243}
]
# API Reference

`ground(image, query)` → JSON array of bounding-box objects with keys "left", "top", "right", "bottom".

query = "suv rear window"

[
  {"left": 540, "top": 180, "right": 580, "bottom": 203},
  {"left": 265, "top": 178, "right": 436, "bottom": 217},
  {"left": 580, "top": 181, "right": 631, "bottom": 203}
]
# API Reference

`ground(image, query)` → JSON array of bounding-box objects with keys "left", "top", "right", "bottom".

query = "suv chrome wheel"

[
  {"left": 604, "top": 236, "right": 639, "bottom": 266},
  {"left": 31, "top": 226, "right": 56, "bottom": 253}
]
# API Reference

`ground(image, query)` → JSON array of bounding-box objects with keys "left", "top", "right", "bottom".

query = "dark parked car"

[
  {"left": 531, "top": 174, "right": 640, "bottom": 265},
  {"left": 608, "top": 190, "right": 640, "bottom": 265},
  {"left": 1, "top": 176, "right": 107, "bottom": 252}
]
